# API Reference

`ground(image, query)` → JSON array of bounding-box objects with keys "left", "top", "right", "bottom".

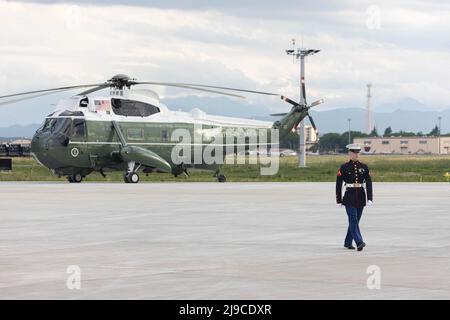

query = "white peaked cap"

[{"left": 346, "top": 143, "right": 362, "bottom": 151}]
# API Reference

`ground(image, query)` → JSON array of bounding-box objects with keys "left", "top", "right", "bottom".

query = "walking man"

[{"left": 336, "top": 144, "right": 373, "bottom": 251}]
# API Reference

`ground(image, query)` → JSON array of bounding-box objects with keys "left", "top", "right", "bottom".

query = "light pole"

[
  {"left": 285, "top": 39, "right": 320, "bottom": 167},
  {"left": 438, "top": 116, "right": 442, "bottom": 155},
  {"left": 348, "top": 118, "right": 352, "bottom": 145}
]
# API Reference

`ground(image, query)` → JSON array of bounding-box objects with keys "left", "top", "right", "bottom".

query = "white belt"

[{"left": 345, "top": 183, "right": 364, "bottom": 188}]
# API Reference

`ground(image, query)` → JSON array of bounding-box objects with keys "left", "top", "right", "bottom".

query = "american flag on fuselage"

[{"left": 95, "top": 99, "right": 111, "bottom": 111}]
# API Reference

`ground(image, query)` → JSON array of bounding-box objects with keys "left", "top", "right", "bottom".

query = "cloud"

[{"left": 0, "top": 0, "right": 449, "bottom": 126}]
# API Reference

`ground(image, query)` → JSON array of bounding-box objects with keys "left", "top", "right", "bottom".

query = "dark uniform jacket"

[{"left": 336, "top": 160, "right": 373, "bottom": 208}]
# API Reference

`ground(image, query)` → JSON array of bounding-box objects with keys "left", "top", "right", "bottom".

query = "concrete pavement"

[{"left": 0, "top": 182, "right": 449, "bottom": 299}]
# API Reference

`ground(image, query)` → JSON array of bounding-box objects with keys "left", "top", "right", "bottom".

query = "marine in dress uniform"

[{"left": 336, "top": 144, "right": 373, "bottom": 251}]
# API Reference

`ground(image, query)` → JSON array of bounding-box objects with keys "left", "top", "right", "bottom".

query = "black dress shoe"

[
  {"left": 345, "top": 245, "right": 356, "bottom": 250},
  {"left": 357, "top": 242, "right": 366, "bottom": 251}
]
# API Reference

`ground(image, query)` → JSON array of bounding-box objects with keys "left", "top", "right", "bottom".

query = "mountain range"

[{"left": 0, "top": 96, "right": 448, "bottom": 138}]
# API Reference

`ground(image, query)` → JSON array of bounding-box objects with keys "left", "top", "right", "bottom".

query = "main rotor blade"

[
  {"left": 176, "top": 84, "right": 280, "bottom": 96},
  {"left": 136, "top": 81, "right": 280, "bottom": 97},
  {"left": 137, "top": 82, "right": 310, "bottom": 110},
  {"left": 78, "top": 84, "right": 110, "bottom": 95},
  {"left": 135, "top": 82, "right": 245, "bottom": 99},
  {"left": 135, "top": 82, "right": 316, "bottom": 112},
  {"left": 0, "top": 83, "right": 105, "bottom": 100},
  {"left": 0, "top": 89, "right": 70, "bottom": 106}
]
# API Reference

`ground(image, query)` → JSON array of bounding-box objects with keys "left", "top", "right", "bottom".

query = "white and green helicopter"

[{"left": 0, "top": 74, "right": 322, "bottom": 183}]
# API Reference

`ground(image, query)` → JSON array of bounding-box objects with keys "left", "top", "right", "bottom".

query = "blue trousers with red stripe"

[{"left": 344, "top": 206, "right": 364, "bottom": 246}]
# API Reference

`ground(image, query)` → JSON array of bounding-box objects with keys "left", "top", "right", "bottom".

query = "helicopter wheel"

[
  {"left": 124, "top": 172, "right": 140, "bottom": 184},
  {"left": 68, "top": 173, "right": 83, "bottom": 183},
  {"left": 217, "top": 174, "right": 226, "bottom": 183}
]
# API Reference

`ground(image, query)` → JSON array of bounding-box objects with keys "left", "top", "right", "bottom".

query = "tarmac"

[{"left": 0, "top": 182, "right": 449, "bottom": 299}]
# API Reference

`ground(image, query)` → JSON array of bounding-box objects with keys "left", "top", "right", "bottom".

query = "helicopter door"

[{"left": 70, "top": 118, "right": 89, "bottom": 165}]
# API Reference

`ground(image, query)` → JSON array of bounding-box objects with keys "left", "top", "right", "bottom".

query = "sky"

[{"left": 0, "top": 0, "right": 449, "bottom": 126}]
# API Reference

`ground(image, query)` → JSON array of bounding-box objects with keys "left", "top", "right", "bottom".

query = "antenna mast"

[
  {"left": 285, "top": 39, "right": 320, "bottom": 167},
  {"left": 366, "top": 84, "right": 373, "bottom": 134}
]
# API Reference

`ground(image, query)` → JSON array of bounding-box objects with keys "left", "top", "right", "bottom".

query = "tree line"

[{"left": 280, "top": 125, "right": 449, "bottom": 153}]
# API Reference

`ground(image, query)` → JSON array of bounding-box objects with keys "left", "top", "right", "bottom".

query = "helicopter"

[{"left": 0, "top": 74, "right": 323, "bottom": 183}]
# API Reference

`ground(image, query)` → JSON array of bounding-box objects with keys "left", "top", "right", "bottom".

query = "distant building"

[
  {"left": 0, "top": 139, "right": 32, "bottom": 157},
  {"left": 305, "top": 125, "right": 318, "bottom": 143},
  {"left": 354, "top": 136, "right": 450, "bottom": 155},
  {"left": 10, "top": 139, "right": 31, "bottom": 146}
]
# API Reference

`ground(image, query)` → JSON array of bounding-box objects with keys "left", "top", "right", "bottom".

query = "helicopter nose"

[
  {"left": 31, "top": 132, "right": 47, "bottom": 165},
  {"left": 31, "top": 133, "right": 42, "bottom": 154}
]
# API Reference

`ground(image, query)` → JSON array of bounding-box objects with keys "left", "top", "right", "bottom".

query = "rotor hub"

[{"left": 108, "top": 74, "right": 135, "bottom": 89}]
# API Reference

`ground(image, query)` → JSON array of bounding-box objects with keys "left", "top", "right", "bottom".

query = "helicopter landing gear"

[
  {"left": 213, "top": 169, "right": 227, "bottom": 183},
  {"left": 124, "top": 172, "right": 140, "bottom": 183},
  {"left": 172, "top": 163, "right": 189, "bottom": 178},
  {"left": 67, "top": 173, "right": 83, "bottom": 183},
  {"left": 99, "top": 168, "right": 106, "bottom": 178},
  {"left": 217, "top": 174, "right": 227, "bottom": 183},
  {"left": 124, "top": 161, "right": 141, "bottom": 183}
]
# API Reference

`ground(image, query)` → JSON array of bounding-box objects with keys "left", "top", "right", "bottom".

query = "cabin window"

[
  {"left": 127, "top": 128, "right": 144, "bottom": 140},
  {"left": 72, "top": 119, "right": 86, "bottom": 138},
  {"left": 382, "top": 140, "right": 389, "bottom": 145},
  {"left": 419, "top": 140, "right": 428, "bottom": 144},
  {"left": 111, "top": 98, "right": 160, "bottom": 117}
]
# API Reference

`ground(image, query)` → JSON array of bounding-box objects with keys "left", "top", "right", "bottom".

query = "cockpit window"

[
  {"left": 38, "top": 118, "right": 71, "bottom": 134},
  {"left": 72, "top": 119, "right": 86, "bottom": 138},
  {"left": 39, "top": 112, "right": 85, "bottom": 133},
  {"left": 40, "top": 118, "right": 57, "bottom": 133},
  {"left": 111, "top": 98, "right": 160, "bottom": 117},
  {"left": 51, "top": 118, "right": 72, "bottom": 135}
]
